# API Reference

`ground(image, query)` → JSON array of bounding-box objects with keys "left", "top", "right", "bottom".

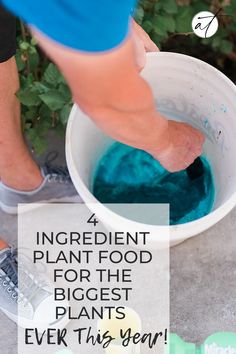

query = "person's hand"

[
  {"left": 131, "top": 19, "right": 159, "bottom": 71},
  {"left": 149, "top": 120, "right": 205, "bottom": 172}
]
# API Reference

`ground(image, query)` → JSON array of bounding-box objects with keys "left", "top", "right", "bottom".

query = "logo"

[
  {"left": 205, "top": 343, "right": 236, "bottom": 354},
  {"left": 192, "top": 10, "right": 220, "bottom": 38}
]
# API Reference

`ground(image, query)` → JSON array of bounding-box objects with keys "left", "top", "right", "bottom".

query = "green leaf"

[
  {"left": 29, "top": 52, "right": 40, "bottom": 71},
  {"left": 142, "top": 20, "right": 153, "bottom": 34},
  {"left": 39, "top": 104, "right": 51, "bottom": 119},
  {"left": 28, "top": 46, "right": 37, "bottom": 54},
  {"left": 220, "top": 39, "right": 233, "bottom": 54},
  {"left": 26, "top": 128, "right": 37, "bottom": 141},
  {"left": 19, "top": 73, "right": 35, "bottom": 89},
  {"left": 175, "top": 7, "right": 194, "bottom": 33},
  {"left": 33, "top": 82, "right": 50, "bottom": 94},
  {"left": 154, "top": 14, "right": 175, "bottom": 33},
  {"left": 27, "top": 126, "right": 49, "bottom": 155},
  {"left": 154, "top": 2, "right": 162, "bottom": 13},
  {"left": 43, "top": 63, "right": 63, "bottom": 86},
  {"left": 38, "top": 119, "right": 52, "bottom": 134},
  {"left": 142, "top": 0, "right": 153, "bottom": 12},
  {"left": 153, "top": 24, "right": 168, "bottom": 38},
  {"left": 211, "top": 36, "right": 221, "bottom": 49},
  {"left": 58, "top": 84, "right": 71, "bottom": 102},
  {"left": 201, "top": 37, "right": 213, "bottom": 46},
  {"left": 33, "top": 135, "right": 48, "bottom": 156},
  {"left": 17, "top": 88, "right": 41, "bottom": 107},
  {"left": 20, "top": 41, "right": 30, "bottom": 51},
  {"left": 134, "top": 7, "right": 145, "bottom": 24},
  {"left": 15, "top": 50, "right": 25, "bottom": 72},
  {"left": 225, "top": 1, "right": 236, "bottom": 15},
  {"left": 24, "top": 122, "right": 32, "bottom": 130},
  {"left": 39, "top": 90, "right": 66, "bottom": 111},
  {"left": 192, "top": 2, "right": 209, "bottom": 14},
  {"left": 59, "top": 104, "right": 72, "bottom": 125},
  {"left": 31, "top": 37, "right": 38, "bottom": 46},
  {"left": 162, "top": 0, "right": 178, "bottom": 14},
  {"left": 164, "top": 15, "right": 176, "bottom": 33},
  {"left": 24, "top": 106, "right": 38, "bottom": 120}
]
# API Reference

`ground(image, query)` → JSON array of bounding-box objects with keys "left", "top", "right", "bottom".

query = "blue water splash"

[{"left": 93, "top": 143, "right": 215, "bottom": 225}]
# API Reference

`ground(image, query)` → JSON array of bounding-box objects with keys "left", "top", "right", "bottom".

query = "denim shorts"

[{"left": 0, "top": 4, "right": 16, "bottom": 63}]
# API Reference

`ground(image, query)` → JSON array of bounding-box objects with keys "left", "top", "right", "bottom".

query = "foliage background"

[{"left": 16, "top": 0, "right": 236, "bottom": 155}]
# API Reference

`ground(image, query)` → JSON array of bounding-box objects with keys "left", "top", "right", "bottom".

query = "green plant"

[
  {"left": 16, "top": 24, "right": 72, "bottom": 155},
  {"left": 135, "top": 0, "right": 236, "bottom": 55}
]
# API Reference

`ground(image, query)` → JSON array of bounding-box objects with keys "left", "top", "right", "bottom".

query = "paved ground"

[
  {"left": 0, "top": 134, "right": 235, "bottom": 352},
  {"left": 170, "top": 207, "right": 236, "bottom": 344}
]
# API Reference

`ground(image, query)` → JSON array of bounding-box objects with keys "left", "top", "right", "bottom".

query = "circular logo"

[{"left": 192, "top": 11, "right": 219, "bottom": 38}]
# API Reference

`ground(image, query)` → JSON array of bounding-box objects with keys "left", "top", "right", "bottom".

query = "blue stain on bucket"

[
  {"left": 93, "top": 142, "right": 215, "bottom": 225},
  {"left": 220, "top": 104, "right": 227, "bottom": 113}
]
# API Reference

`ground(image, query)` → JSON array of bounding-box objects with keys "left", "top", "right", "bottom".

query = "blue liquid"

[{"left": 93, "top": 143, "right": 215, "bottom": 225}]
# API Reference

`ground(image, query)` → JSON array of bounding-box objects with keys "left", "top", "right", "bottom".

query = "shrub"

[{"left": 16, "top": 24, "right": 72, "bottom": 155}]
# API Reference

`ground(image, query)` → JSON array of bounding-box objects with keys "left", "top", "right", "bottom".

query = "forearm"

[{"left": 79, "top": 75, "right": 170, "bottom": 154}]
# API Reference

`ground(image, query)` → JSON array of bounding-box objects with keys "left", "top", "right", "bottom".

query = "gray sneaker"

[
  {"left": 0, "top": 153, "right": 82, "bottom": 214},
  {"left": 0, "top": 247, "right": 69, "bottom": 331}
]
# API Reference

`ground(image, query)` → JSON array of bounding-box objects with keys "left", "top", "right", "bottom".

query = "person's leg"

[
  {"left": 0, "top": 57, "right": 43, "bottom": 190},
  {"left": 0, "top": 6, "right": 43, "bottom": 191},
  {"left": 0, "top": 5, "right": 81, "bottom": 214}
]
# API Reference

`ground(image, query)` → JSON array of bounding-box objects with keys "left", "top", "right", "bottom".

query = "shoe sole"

[
  {"left": 0, "top": 196, "right": 83, "bottom": 215},
  {"left": 0, "top": 305, "right": 70, "bottom": 332}
]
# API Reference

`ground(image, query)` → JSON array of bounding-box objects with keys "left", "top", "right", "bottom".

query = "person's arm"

[
  {"left": 1, "top": 0, "right": 204, "bottom": 172},
  {"left": 33, "top": 29, "right": 204, "bottom": 172}
]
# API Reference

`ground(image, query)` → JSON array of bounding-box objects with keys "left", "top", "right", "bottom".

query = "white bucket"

[{"left": 66, "top": 52, "right": 236, "bottom": 247}]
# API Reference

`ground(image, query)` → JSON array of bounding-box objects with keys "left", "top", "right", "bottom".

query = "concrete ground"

[
  {"left": 0, "top": 134, "right": 235, "bottom": 352},
  {"left": 170, "top": 207, "right": 236, "bottom": 344}
]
